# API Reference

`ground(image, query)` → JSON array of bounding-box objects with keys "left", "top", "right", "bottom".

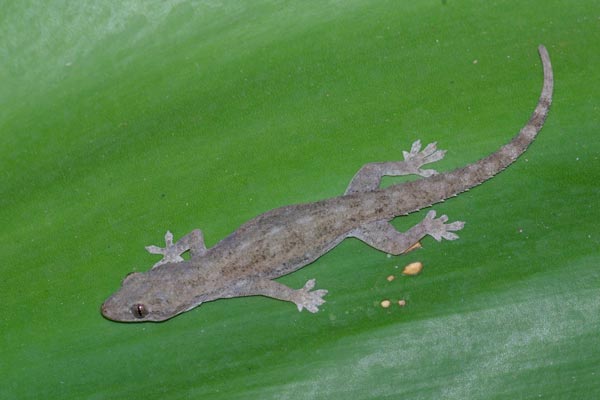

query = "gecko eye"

[{"left": 131, "top": 303, "right": 148, "bottom": 319}]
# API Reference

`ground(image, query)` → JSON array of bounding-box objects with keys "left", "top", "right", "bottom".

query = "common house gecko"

[{"left": 102, "top": 45, "right": 553, "bottom": 322}]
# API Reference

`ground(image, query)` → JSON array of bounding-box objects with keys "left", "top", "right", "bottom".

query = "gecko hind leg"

[
  {"left": 350, "top": 211, "right": 465, "bottom": 255},
  {"left": 145, "top": 229, "right": 207, "bottom": 268},
  {"left": 345, "top": 140, "right": 446, "bottom": 195}
]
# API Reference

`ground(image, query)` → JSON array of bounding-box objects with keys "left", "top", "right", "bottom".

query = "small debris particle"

[
  {"left": 398, "top": 299, "right": 407, "bottom": 307},
  {"left": 386, "top": 275, "right": 395, "bottom": 282},
  {"left": 402, "top": 261, "right": 423, "bottom": 276},
  {"left": 403, "top": 242, "right": 422, "bottom": 254},
  {"left": 472, "top": 59, "right": 478, "bottom": 64},
  {"left": 380, "top": 299, "right": 391, "bottom": 308}
]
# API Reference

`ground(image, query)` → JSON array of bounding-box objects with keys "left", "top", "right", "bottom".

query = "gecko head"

[{"left": 101, "top": 265, "right": 205, "bottom": 322}]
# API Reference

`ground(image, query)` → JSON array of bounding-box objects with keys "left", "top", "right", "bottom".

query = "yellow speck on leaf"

[{"left": 402, "top": 261, "right": 423, "bottom": 276}]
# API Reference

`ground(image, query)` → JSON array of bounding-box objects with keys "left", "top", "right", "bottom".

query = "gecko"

[{"left": 102, "top": 45, "right": 553, "bottom": 322}]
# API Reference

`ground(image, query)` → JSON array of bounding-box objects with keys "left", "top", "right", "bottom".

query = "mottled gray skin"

[{"left": 102, "top": 46, "right": 553, "bottom": 322}]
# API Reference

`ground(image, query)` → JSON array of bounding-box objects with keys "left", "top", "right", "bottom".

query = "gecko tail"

[
  {"left": 386, "top": 45, "right": 553, "bottom": 213},
  {"left": 441, "top": 45, "right": 553, "bottom": 188}
]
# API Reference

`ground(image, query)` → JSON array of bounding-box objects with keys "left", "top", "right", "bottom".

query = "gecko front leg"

[
  {"left": 145, "top": 229, "right": 207, "bottom": 268},
  {"left": 235, "top": 278, "right": 328, "bottom": 313},
  {"left": 345, "top": 140, "right": 446, "bottom": 194}
]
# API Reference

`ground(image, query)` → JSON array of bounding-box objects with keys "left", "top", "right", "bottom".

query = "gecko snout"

[{"left": 100, "top": 297, "right": 122, "bottom": 321}]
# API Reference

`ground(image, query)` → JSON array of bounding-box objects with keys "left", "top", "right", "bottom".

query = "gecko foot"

[
  {"left": 422, "top": 210, "right": 465, "bottom": 242},
  {"left": 402, "top": 140, "right": 447, "bottom": 177},
  {"left": 145, "top": 231, "right": 186, "bottom": 268},
  {"left": 294, "top": 279, "right": 328, "bottom": 313}
]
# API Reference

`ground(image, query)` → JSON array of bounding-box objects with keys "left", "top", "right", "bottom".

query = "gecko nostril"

[{"left": 101, "top": 302, "right": 111, "bottom": 318}]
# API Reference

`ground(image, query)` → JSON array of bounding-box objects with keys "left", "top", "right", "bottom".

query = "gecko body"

[{"left": 102, "top": 46, "right": 553, "bottom": 322}]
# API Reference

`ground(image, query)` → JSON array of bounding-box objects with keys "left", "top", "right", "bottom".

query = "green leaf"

[{"left": 1, "top": 1, "right": 598, "bottom": 399}]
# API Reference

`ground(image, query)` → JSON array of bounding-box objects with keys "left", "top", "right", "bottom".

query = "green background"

[{"left": 1, "top": 1, "right": 598, "bottom": 398}]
